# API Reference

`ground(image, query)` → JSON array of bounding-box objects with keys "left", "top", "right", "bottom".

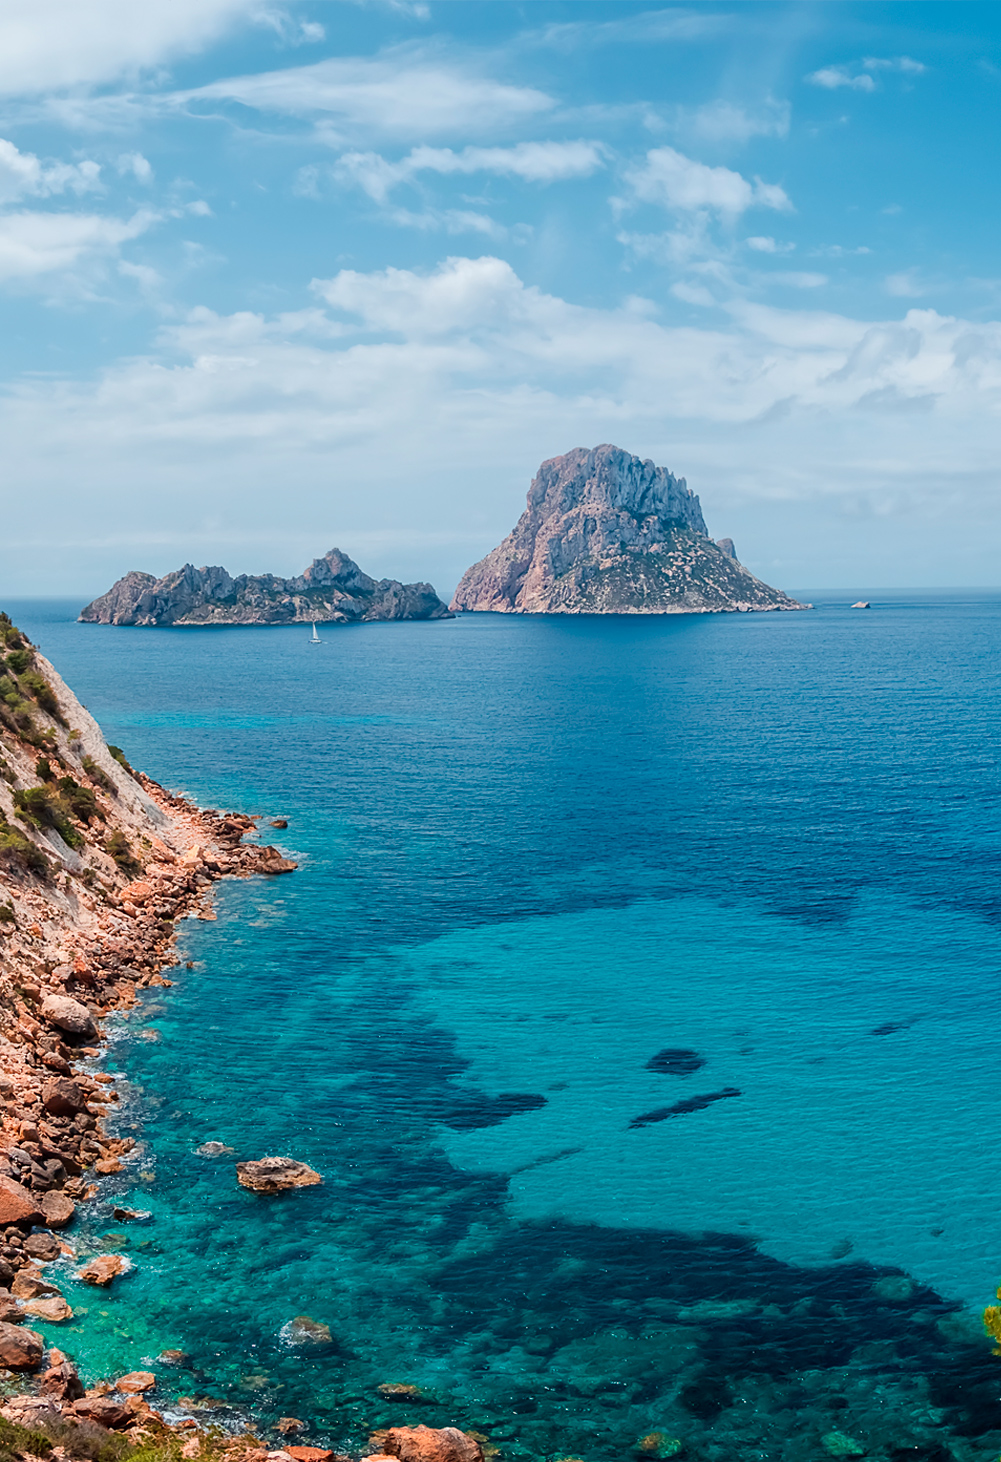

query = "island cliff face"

[
  {"left": 451, "top": 446, "right": 807, "bottom": 615},
  {"left": 80, "top": 549, "right": 450, "bottom": 627}
]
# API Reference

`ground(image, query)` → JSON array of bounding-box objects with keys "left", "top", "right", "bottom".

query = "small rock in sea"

[
  {"left": 95, "top": 1156, "right": 125, "bottom": 1175},
  {"left": 280, "top": 1315, "right": 333, "bottom": 1349},
  {"left": 635, "top": 1432, "right": 683, "bottom": 1458},
  {"left": 277, "top": 1417, "right": 306, "bottom": 1436},
  {"left": 367, "top": 1425, "right": 484, "bottom": 1462},
  {"left": 113, "top": 1207, "right": 152, "bottom": 1223},
  {"left": 850, "top": 602, "right": 871, "bottom": 610},
  {"left": 821, "top": 1432, "right": 866, "bottom": 1457},
  {"left": 77, "top": 1253, "right": 129, "bottom": 1286},
  {"left": 377, "top": 1384, "right": 433, "bottom": 1404},
  {"left": 197, "top": 1141, "right": 235, "bottom": 1158},
  {"left": 41, "top": 1191, "right": 76, "bottom": 1228},
  {"left": 40, "top": 994, "right": 97, "bottom": 1040},
  {"left": 157, "top": 1349, "right": 192, "bottom": 1366},
  {"left": 872, "top": 1274, "right": 915, "bottom": 1301},
  {"left": 645, "top": 1048, "right": 705, "bottom": 1076},
  {"left": 0, "top": 1320, "right": 44, "bottom": 1370},
  {"left": 115, "top": 1370, "right": 156, "bottom": 1393},
  {"left": 237, "top": 1156, "right": 322, "bottom": 1192},
  {"left": 21, "top": 1295, "right": 73, "bottom": 1322},
  {"left": 270, "top": 819, "right": 289, "bottom": 829}
]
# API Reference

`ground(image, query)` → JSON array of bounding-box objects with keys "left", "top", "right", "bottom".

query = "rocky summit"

[
  {"left": 451, "top": 445, "right": 808, "bottom": 615},
  {"left": 80, "top": 549, "right": 451, "bottom": 627}
]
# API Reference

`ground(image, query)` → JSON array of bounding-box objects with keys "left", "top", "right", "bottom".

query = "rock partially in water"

[
  {"left": 113, "top": 1206, "right": 152, "bottom": 1223},
  {"left": 77, "top": 1253, "right": 129, "bottom": 1286},
  {"left": 197, "top": 1141, "right": 235, "bottom": 1158},
  {"left": 645, "top": 1048, "right": 705, "bottom": 1077},
  {"left": 11, "top": 1270, "right": 59, "bottom": 1300},
  {"left": 237, "top": 1157, "right": 322, "bottom": 1192},
  {"left": 629, "top": 1087, "right": 741, "bottom": 1129},
  {"left": 41, "top": 1190, "right": 76, "bottom": 1228},
  {"left": 21, "top": 1295, "right": 73, "bottom": 1322},
  {"left": 40, "top": 994, "right": 96, "bottom": 1040},
  {"left": 368, "top": 1426, "right": 484, "bottom": 1462},
  {"left": 157, "top": 1349, "right": 193, "bottom": 1366},
  {"left": 116, "top": 1371, "right": 156, "bottom": 1393},
  {"left": 0, "top": 1320, "right": 43, "bottom": 1370}
]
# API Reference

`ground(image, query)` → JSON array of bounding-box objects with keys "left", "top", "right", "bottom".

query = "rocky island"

[
  {"left": 451, "top": 445, "right": 807, "bottom": 615},
  {"left": 80, "top": 548, "right": 450, "bottom": 627}
]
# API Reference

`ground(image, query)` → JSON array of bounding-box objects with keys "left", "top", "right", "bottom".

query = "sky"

[{"left": 3, "top": 0, "right": 1001, "bottom": 598}]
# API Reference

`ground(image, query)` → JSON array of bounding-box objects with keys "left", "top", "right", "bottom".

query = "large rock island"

[
  {"left": 81, "top": 548, "right": 450, "bottom": 627},
  {"left": 451, "top": 445, "right": 807, "bottom": 615}
]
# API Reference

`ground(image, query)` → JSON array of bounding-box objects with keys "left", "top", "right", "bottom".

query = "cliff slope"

[
  {"left": 451, "top": 445, "right": 807, "bottom": 615},
  {"left": 80, "top": 548, "right": 450, "bottom": 626}
]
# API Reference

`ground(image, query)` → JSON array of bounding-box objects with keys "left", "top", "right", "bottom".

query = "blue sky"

[{"left": 3, "top": 1, "right": 1001, "bottom": 597}]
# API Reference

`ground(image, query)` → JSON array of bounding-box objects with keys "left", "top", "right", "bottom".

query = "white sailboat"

[{"left": 310, "top": 621, "right": 322, "bottom": 644}]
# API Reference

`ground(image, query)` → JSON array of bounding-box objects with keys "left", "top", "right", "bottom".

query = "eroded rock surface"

[
  {"left": 81, "top": 550, "right": 451, "bottom": 627},
  {"left": 237, "top": 1157, "right": 322, "bottom": 1193},
  {"left": 451, "top": 445, "right": 807, "bottom": 616}
]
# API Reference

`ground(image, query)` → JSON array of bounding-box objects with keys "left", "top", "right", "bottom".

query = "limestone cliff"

[
  {"left": 451, "top": 446, "right": 807, "bottom": 615},
  {"left": 80, "top": 548, "right": 450, "bottom": 627}
]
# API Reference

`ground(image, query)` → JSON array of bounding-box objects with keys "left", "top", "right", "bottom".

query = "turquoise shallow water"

[{"left": 7, "top": 596, "right": 1001, "bottom": 1460}]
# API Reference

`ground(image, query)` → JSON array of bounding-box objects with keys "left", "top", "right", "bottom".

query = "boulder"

[
  {"left": 40, "top": 995, "right": 96, "bottom": 1040},
  {"left": 0, "top": 1291, "right": 22, "bottom": 1323},
  {"left": 236, "top": 1157, "right": 322, "bottom": 1193},
  {"left": 24, "top": 1231, "right": 61, "bottom": 1260},
  {"left": 43, "top": 1078, "right": 88, "bottom": 1116},
  {"left": 286, "top": 1449, "right": 336, "bottom": 1462},
  {"left": 116, "top": 1371, "right": 155, "bottom": 1393},
  {"left": 0, "top": 1320, "right": 43, "bottom": 1370},
  {"left": 0, "top": 1177, "right": 44, "bottom": 1226},
  {"left": 277, "top": 1418, "right": 305, "bottom": 1436},
  {"left": 22, "top": 1295, "right": 73, "bottom": 1322},
  {"left": 71, "top": 1397, "right": 132, "bottom": 1429},
  {"left": 12, "top": 1270, "right": 59, "bottom": 1299},
  {"left": 77, "top": 1254, "right": 128, "bottom": 1286},
  {"left": 41, "top": 1190, "right": 76, "bottom": 1228},
  {"left": 2, "top": 1397, "right": 62, "bottom": 1426},
  {"left": 40, "top": 1350, "right": 84, "bottom": 1401},
  {"left": 370, "top": 1429, "right": 484, "bottom": 1462}
]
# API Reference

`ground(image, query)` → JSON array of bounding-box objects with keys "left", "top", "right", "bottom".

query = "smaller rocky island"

[
  {"left": 452, "top": 445, "right": 808, "bottom": 615},
  {"left": 80, "top": 549, "right": 450, "bottom": 627}
]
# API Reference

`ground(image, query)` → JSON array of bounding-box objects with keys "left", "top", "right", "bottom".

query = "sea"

[{"left": 5, "top": 594, "right": 1001, "bottom": 1462}]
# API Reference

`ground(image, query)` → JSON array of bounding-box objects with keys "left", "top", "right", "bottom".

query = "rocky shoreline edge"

[{"left": 0, "top": 611, "right": 491, "bottom": 1462}]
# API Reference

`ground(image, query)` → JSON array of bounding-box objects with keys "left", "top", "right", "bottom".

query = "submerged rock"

[
  {"left": 197, "top": 1141, "right": 235, "bottom": 1158},
  {"left": 645, "top": 1048, "right": 705, "bottom": 1076},
  {"left": 113, "top": 1206, "right": 152, "bottom": 1222},
  {"left": 279, "top": 1315, "right": 334, "bottom": 1349},
  {"left": 629, "top": 1087, "right": 741, "bottom": 1129},
  {"left": 377, "top": 1384, "right": 434, "bottom": 1404},
  {"left": 237, "top": 1156, "right": 322, "bottom": 1192}
]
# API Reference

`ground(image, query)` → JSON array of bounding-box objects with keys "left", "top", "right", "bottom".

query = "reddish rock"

[
  {"left": 40, "top": 994, "right": 96, "bottom": 1040},
  {"left": 43, "top": 1077, "right": 88, "bottom": 1116},
  {"left": 286, "top": 1449, "right": 336, "bottom": 1462},
  {"left": 40, "top": 1190, "right": 76, "bottom": 1228},
  {"left": 236, "top": 1157, "right": 322, "bottom": 1193},
  {"left": 24, "top": 1231, "right": 61, "bottom": 1260},
  {"left": 116, "top": 1371, "right": 155, "bottom": 1393},
  {"left": 0, "top": 1177, "right": 44, "bottom": 1227},
  {"left": 12, "top": 1270, "right": 59, "bottom": 1299},
  {"left": 372, "top": 1428, "right": 484, "bottom": 1462},
  {"left": 0, "top": 1320, "right": 43, "bottom": 1370},
  {"left": 95, "top": 1156, "right": 125, "bottom": 1175},
  {"left": 277, "top": 1418, "right": 305, "bottom": 1436},
  {"left": 41, "top": 1052, "right": 71, "bottom": 1076},
  {"left": 21, "top": 1295, "right": 73, "bottom": 1322},
  {"left": 377, "top": 1384, "right": 432, "bottom": 1403},
  {"left": 40, "top": 1350, "right": 84, "bottom": 1400},
  {"left": 0, "top": 1292, "right": 22, "bottom": 1323},
  {"left": 72, "top": 1397, "right": 132, "bottom": 1429},
  {"left": 77, "top": 1254, "right": 128, "bottom": 1286}
]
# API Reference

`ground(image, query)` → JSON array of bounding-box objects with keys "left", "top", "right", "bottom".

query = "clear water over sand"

[{"left": 9, "top": 596, "right": 1001, "bottom": 1460}]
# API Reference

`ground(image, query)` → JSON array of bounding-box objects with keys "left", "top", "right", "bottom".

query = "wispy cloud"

[
  {"left": 807, "top": 56, "right": 926, "bottom": 91},
  {"left": 677, "top": 97, "right": 790, "bottom": 144},
  {"left": 0, "top": 208, "right": 154, "bottom": 282},
  {"left": 335, "top": 141, "right": 608, "bottom": 203},
  {"left": 0, "top": 138, "right": 102, "bottom": 203}
]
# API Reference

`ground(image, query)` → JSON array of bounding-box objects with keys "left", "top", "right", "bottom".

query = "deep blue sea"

[{"left": 5, "top": 595, "right": 1001, "bottom": 1461}]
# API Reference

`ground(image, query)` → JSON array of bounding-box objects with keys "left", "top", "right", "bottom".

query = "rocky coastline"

[{"left": 0, "top": 611, "right": 486, "bottom": 1462}]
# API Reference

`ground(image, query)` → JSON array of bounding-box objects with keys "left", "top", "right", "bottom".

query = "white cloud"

[
  {"left": 746, "top": 236, "right": 795, "bottom": 254},
  {"left": 0, "top": 208, "right": 153, "bottom": 281},
  {"left": 807, "top": 67, "right": 876, "bottom": 92},
  {"left": 6, "top": 257, "right": 1001, "bottom": 593},
  {"left": 863, "top": 56, "right": 927, "bottom": 75},
  {"left": 885, "top": 270, "right": 926, "bottom": 297},
  {"left": 0, "top": 0, "right": 259, "bottom": 96},
  {"left": 682, "top": 98, "right": 790, "bottom": 144},
  {"left": 624, "top": 146, "right": 792, "bottom": 216},
  {"left": 0, "top": 139, "right": 101, "bottom": 203},
  {"left": 185, "top": 54, "right": 555, "bottom": 141},
  {"left": 117, "top": 152, "right": 153, "bottom": 182},
  {"left": 335, "top": 140, "right": 607, "bottom": 203}
]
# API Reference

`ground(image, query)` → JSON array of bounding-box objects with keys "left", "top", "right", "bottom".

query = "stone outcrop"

[
  {"left": 236, "top": 1156, "right": 322, "bottom": 1192},
  {"left": 80, "top": 549, "right": 451, "bottom": 627},
  {"left": 451, "top": 445, "right": 808, "bottom": 615},
  {"left": 366, "top": 1425, "right": 485, "bottom": 1462}
]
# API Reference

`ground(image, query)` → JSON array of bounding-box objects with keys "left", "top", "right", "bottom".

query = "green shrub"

[
  {"left": 0, "top": 903, "right": 14, "bottom": 923},
  {"left": 21, "top": 668, "right": 64, "bottom": 722},
  {"left": 14, "top": 785, "right": 84, "bottom": 849},
  {"left": 0, "top": 817, "right": 48, "bottom": 876},
  {"left": 108, "top": 744, "right": 136, "bottom": 776},
  {"left": 82, "top": 753, "right": 113, "bottom": 790},
  {"left": 36, "top": 756, "right": 54, "bottom": 781},
  {"left": 58, "top": 775, "right": 104, "bottom": 823},
  {"left": 105, "top": 828, "right": 140, "bottom": 874},
  {"left": 4, "top": 649, "right": 29, "bottom": 675}
]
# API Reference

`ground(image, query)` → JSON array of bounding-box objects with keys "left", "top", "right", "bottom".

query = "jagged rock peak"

[
  {"left": 80, "top": 548, "right": 451, "bottom": 627},
  {"left": 451, "top": 445, "right": 809, "bottom": 616}
]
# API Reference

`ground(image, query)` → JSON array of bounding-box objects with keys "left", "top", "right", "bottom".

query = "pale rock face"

[
  {"left": 79, "top": 549, "right": 451, "bottom": 627},
  {"left": 451, "top": 445, "right": 808, "bottom": 616}
]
